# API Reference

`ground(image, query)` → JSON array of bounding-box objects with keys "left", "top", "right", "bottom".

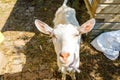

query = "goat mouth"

[
  {"left": 68, "top": 53, "right": 76, "bottom": 67},
  {"left": 60, "top": 53, "right": 76, "bottom": 66},
  {"left": 68, "top": 53, "right": 80, "bottom": 73}
]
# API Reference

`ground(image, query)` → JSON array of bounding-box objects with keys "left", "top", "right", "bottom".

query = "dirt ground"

[{"left": 0, "top": 0, "right": 120, "bottom": 80}]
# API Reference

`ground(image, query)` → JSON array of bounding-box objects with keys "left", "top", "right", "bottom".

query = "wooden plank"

[
  {"left": 94, "top": 23, "right": 120, "bottom": 29},
  {"left": 90, "top": 22, "right": 120, "bottom": 40},
  {"left": 90, "top": 29, "right": 113, "bottom": 40},
  {"left": 96, "top": 5, "right": 120, "bottom": 14},
  {"left": 90, "top": 28, "right": 119, "bottom": 40},
  {"left": 95, "top": 14, "right": 120, "bottom": 22},
  {"left": 90, "top": 30, "right": 103, "bottom": 37},
  {"left": 100, "top": 0, "right": 120, "bottom": 4}
]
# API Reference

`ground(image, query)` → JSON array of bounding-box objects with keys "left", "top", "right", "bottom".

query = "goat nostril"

[
  {"left": 60, "top": 53, "right": 70, "bottom": 59},
  {"left": 60, "top": 53, "right": 63, "bottom": 58}
]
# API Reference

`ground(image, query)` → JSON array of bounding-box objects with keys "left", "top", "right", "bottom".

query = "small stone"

[{"left": 29, "top": 7, "right": 34, "bottom": 12}]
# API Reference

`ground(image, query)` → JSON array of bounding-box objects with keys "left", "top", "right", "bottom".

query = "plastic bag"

[{"left": 91, "top": 30, "right": 120, "bottom": 60}]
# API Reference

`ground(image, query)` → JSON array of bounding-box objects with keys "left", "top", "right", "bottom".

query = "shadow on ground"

[{"left": 1, "top": 0, "right": 62, "bottom": 79}]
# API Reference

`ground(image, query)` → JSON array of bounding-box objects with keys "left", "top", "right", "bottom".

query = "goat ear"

[
  {"left": 35, "top": 19, "right": 53, "bottom": 35},
  {"left": 78, "top": 18, "right": 95, "bottom": 34}
]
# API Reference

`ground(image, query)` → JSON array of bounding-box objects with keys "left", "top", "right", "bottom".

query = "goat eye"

[
  {"left": 52, "top": 34, "right": 57, "bottom": 39},
  {"left": 74, "top": 34, "right": 79, "bottom": 37}
]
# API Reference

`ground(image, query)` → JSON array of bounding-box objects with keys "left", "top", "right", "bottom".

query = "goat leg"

[{"left": 62, "top": 73, "right": 66, "bottom": 80}]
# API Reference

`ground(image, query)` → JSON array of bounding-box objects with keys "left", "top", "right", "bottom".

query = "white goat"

[{"left": 35, "top": 0, "right": 95, "bottom": 80}]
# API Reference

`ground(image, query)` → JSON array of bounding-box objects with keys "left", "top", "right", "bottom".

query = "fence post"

[{"left": 84, "top": 0, "right": 94, "bottom": 18}]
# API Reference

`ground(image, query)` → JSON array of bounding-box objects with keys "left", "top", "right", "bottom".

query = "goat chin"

[{"left": 59, "top": 59, "right": 80, "bottom": 73}]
